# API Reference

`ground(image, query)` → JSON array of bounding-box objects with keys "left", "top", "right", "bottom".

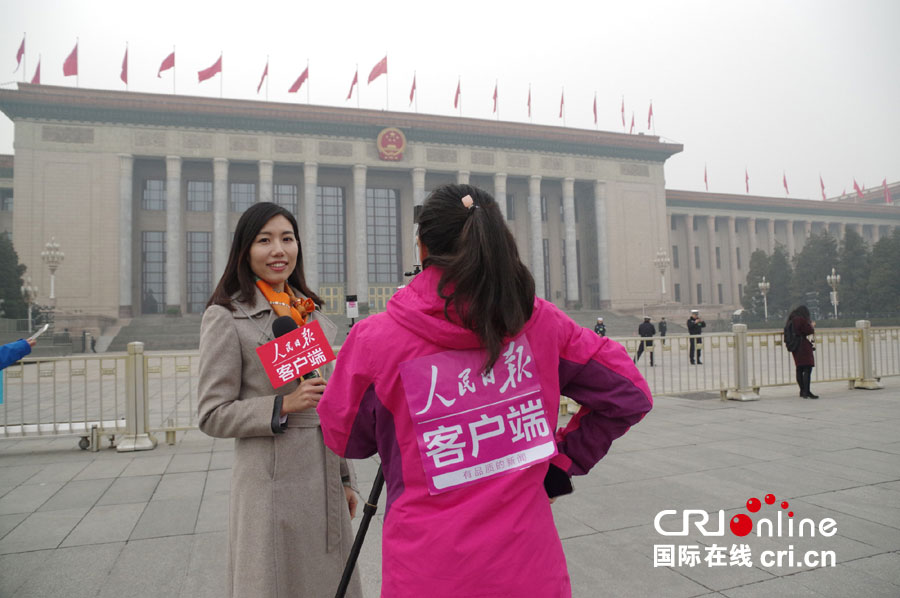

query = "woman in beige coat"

[{"left": 198, "top": 202, "right": 362, "bottom": 598}]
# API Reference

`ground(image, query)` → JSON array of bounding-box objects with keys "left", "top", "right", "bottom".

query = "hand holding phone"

[{"left": 27, "top": 324, "right": 49, "bottom": 343}]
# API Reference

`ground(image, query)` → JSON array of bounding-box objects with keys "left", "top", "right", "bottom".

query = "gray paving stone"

[
  {"left": 38, "top": 478, "right": 113, "bottom": 511},
  {"left": 178, "top": 532, "right": 227, "bottom": 598},
  {"left": 0, "top": 549, "right": 49, "bottom": 596},
  {"left": 202, "top": 468, "right": 230, "bottom": 498},
  {"left": 119, "top": 455, "right": 172, "bottom": 477},
  {"left": 840, "top": 552, "right": 900, "bottom": 589},
  {"left": 72, "top": 457, "right": 131, "bottom": 480},
  {"left": 166, "top": 451, "right": 211, "bottom": 473},
  {"left": 10, "top": 542, "right": 124, "bottom": 598},
  {"left": 803, "top": 484, "right": 900, "bottom": 530},
  {"left": 24, "top": 460, "right": 90, "bottom": 484},
  {"left": 0, "top": 507, "right": 88, "bottom": 554},
  {"left": 0, "top": 481, "right": 63, "bottom": 515},
  {"left": 0, "top": 464, "right": 42, "bottom": 487},
  {"left": 0, "top": 512, "right": 27, "bottom": 540},
  {"left": 194, "top": 493, "right": 228, "bottom": 534},
  {"left": 130, "top": 497, "right": 201, "bottom": 539},
  {"left": 98, "top": 535, "right": 193, "bottom": 598},
  {"left": 60, "top": 503, "right": 145, "bottom": 547},
  {"left": 97, "top": 475, "right": 160, "bottom": 505},
  {"left": 152, "top": 471, "right": 206, "bottom": 502},
  {"left": 209, "top": 449, "right": 234, "bottom": 470},
  {"left": 785, "top": 560, "right": 900, "bottom": 597}
]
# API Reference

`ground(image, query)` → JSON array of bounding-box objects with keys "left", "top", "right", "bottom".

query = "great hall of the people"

[{"left": 0, "top": 84, "right": 897, "bottom": 330}]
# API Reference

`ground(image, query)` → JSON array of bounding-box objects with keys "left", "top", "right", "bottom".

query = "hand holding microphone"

[{"left": 272, "top": 316, "right": 326, "bottom": 415}]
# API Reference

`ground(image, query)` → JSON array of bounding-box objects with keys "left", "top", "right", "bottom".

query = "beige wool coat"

[{"left": 198, "top": 287, "right": 362, "bottom": 598}]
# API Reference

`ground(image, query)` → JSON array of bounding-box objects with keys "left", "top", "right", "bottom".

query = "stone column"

[
  {"left": 165, "top": 156, "right": 182, "bottom": 313},
  {"left": 118, "top": 154, "right": 134, "bottom": 318},
  {"left": 412, "top": 167, "right": 426, "bottom": 207},
  {"left": 767, "top": 219, "right": 776, "bottom": 254},
  {"left": 353, "top": 164, "right": 368, "bottom": 306},
  {"left": 872, "top": 225, "right": 881, "bottom": 244},
  {"left": 706, "top": 216, "right": 718, "bottom": 303},
  {"left": 804, "top": 220, "right": 812, "bottom": 239},
  {"left": 213, "top": 158, "right": 229, "bottom": 280},
  {"left": 748, "top": 217, "right": 757, "bottom": 255},
  {"left": 457, "top": 170, "right": 470, "bottom": 185},
  {"left": 593, "top": 181, "right": 610, "bottom": 305},
  {"left": 258, "top": 159, "right": 273, "bottom": 204},
  {"left": 839, "top": 222, "right": 846, "bottom": 240},
  {"left": 303, "top": 162, "right": 318, "bottom": 292},
  {"left": 562, "top": 177, "right": 578, "bottom": 303},
  {"left": 786, "top": 220, "right": 796, "bottom": 257},
  {"left": 529, "top": 175, "right": 545, "bottom": 299},
  {"left": 727, "top": 215, "right": 739, "bottom": 304},
  {"left": 685, "top": 214, "right": 696, "bottom": 304},
  {"left": 494, "top": 172, "right": 507, "bottom": 220}
]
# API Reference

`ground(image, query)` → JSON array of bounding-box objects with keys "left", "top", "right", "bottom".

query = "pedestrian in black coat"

[{"left": 634, "top": 317, "right": 656, "bottom": 366}]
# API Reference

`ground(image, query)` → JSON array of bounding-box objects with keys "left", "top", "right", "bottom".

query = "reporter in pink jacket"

[{"left": 318, "top": 183, "right": 652, "bottom": 598}]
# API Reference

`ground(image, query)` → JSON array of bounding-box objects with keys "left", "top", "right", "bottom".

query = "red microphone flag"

[
  {"left": 409, "top": 73, "right": 416, "bottom": 105},
  {"left": 492, "top": 82, "right": 498, "bottom": 113},
  {"left": 367, "top": 56, "right": 387, "bottom": 84},
  {"left": 820, "top": 175, "right": 826, "bottom": 200},
  {"left": 454, "top": 79, "right": 461, "bottom": 109},
  {"left": 15, "top": 37, "right": 24, "bottom": 72},
  {"left": 288, "top": 66, "right": 308, "bottom": 93},
  {"left": 198, "top": 54, "right": 222, "bottom": 83},
  {"left": 158, "top": 52, "right": 175, "bottom": 77},
  {"left": 30, "top": 59, "right": 40, "bottom": 84},
  {"left": 120, "top": 48, "right": 128, "bottom": 84},
  {"left": 63, "top": 42, "right": 78, "bottom": 77},
  {"left": 257, "top": 61, "right": 268, "bottom": 94},
  {"left": 346, "top": 69, "right": 358, "bottom": 100}
]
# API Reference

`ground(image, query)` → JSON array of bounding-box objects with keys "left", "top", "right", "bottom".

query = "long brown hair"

[
  {"left": 207, "top": 202, "right": 321, "bottom": 310},
  {"left": 417, "top": 183, "right": 535, "bottom": 373}
]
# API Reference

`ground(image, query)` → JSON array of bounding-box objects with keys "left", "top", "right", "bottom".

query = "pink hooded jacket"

[{"left": 318, "top": 267, "right": 652, "bottom": 597}]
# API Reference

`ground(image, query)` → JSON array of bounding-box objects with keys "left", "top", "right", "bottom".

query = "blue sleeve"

[{"left": 0, "top": 340, "right": 32, "bottom": 370}]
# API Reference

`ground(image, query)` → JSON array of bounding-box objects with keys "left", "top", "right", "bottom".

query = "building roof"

[
  {"left": 666, "top": 188, "right": 900, "bottom": 221},
  {"left": 0, "top": 83, "right": 683, "bottom": 163}
]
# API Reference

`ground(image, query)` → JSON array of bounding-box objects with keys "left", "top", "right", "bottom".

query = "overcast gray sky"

[{"left": 2, "top": 0, "right": 898, "bottom": 200}]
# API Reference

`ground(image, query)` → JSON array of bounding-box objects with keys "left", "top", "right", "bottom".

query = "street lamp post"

[
  {"left": 826, "top": 267, "right": 841, "bottom": 319},
  {"left": 652, "top": 248, "right": 671, "bottom": 303},
  {"left": 758, "top": 276, "right": 770, "bottom": 322},
  {"left": 21, "top": 275, "right": 39, "bottom": 334},
  {"left": 40, "top": 237, "right": 65, "bottom": 305}
]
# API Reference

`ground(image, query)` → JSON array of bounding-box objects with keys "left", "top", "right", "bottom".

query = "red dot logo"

[
  {"left": 747, "top": 498, "right": 761, "bottom": 512},
  {"left": 730, "top": 514, "right": 753, "bottom": 536},
  {"left": 765, "top": 494, "right": 776, "bottom": 505},
  {"left": 781, "top": 501, "right": 789, "bottom": 509}
]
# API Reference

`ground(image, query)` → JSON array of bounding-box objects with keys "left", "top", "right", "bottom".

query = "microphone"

[{"left": 272, "top": 315, "right": 320, "bottom": 379}]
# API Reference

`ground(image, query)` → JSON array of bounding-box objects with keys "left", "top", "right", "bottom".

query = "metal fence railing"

[{"left": 2, "top": 323, "right": 896, "bottom": 451}]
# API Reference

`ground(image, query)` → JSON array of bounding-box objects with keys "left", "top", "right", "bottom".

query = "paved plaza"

[{"left": 0, "top": 379, "right": 898, "bottom": 597}]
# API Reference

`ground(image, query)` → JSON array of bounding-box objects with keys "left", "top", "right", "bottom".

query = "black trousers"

[
  {"left": 796, "top": 365, "right": 814, "bottom": 396},
  {"left": 689, "top": 338, "right": 702, "bottom": 363},
  {"left": 635, "top": 340, "right": 654, "bottom": 365}
]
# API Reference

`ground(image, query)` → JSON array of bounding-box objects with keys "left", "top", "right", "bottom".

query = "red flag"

[
  {"left": 120, "top": 47, "right": 128, "bottom": 84},
  {"left": 745, "top": 168, "right": 750, "bottom": 193},
  {"left": 454, "top": 79, "right": 460, "bottom": 109},
  {"left": 367, "top": 56, "right": 387, "bottom": 84},
  {"left": 592, "top": 93, "right": 597, "bottom": 125},
  {"left": 629, "top": 112, "right": 634, "bottom": 134},
  {"left": 63, "top": 42, "right": 78, "bottom": 77},
  {"left": 257, "top": 60, "right": 268, "bottom": 94},
  {"left": 198, "top": 54, "right": 222, "bottom": 83},
  {"left": 527, "top": 85, "right": 531, "bottom": 117},
  {"left": 883, "top": 179, "right": 892, "bottom": 205},
  {"left": 158, "top": 51, "right": 175, "bottom": 77},
  {"left": 409, "top": 73, "right": 416, "bottom": 105},
  {"left": 15, "top": 36, "right": 24, "bottom": 72},
  {"left": 783, "top": 172, "right": 789, "bottom": 195},
  {"left": 559, "top": 89, "right": 565, "bottom": 118},
  {"left": 704, "top": 165, "right": 708, "bottom": 191},
  {"left": 30, "top": 58, "right": 40, "bottom": 84},
  {"left": 492, "top": 82, "right": 498, "bottom": 113},
  {"left": 647, "top": 101, "right": 653, "bottom": 129},
  {"left": 620, "top": 96, "right": 625, "bottom": 129},
  {"left": 853, "top": 178, "right": 863, "bottom": 199},
  {"left": 820, "top": 175, "right": 826, "bottom": 200},
  {"left": 288, "top": 66, "right": 308, "bottom": 93},
  {"left": 346, "top": 69, "right": 358, "bottom": 100}
]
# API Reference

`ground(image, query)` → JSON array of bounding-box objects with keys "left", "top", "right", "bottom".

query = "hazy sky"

[{"left": 1, "top": 0, "right": 898, "bottom": 200}]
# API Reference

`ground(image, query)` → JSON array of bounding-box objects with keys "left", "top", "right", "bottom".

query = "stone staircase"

[{"left": 106, "top": 314, "right": 204, "bottom": 352}]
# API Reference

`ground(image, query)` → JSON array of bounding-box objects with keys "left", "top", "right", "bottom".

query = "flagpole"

[
  {"left": 125, "top": 42, "right": 129, "bottom": 91},
  {"left": 414, "top": 71, "right": 418, "bottom": 113},
  {"left": 22, "top": 33, "right": 26, "bottom": 83},
  {"left": 306, "top": 59, "right": 310, "bottom": 104},
  {"left": 76, "top": 37, "right": 79, "bottom": 88},
  {"left": 173, "top": 45, "right": 176, "bottom": 94},
  {"left": 651, "top": 99, "right": 656, "bottom": 136},
  {"left": 220, "top": 52, "right": 223, "bottom": 99},
  {"left": 385, "top": 51, "right": 389, "bottom": 111},
  {"left": 495, "top": 79, "right": 499, "bottom": 121},
  {"left": 356, "top": 63, "right": 360, "bottom": 109},
  {"left": 562, "top": 87, "right": 566, "bottom": 127},
  {"left": 266, "top": 54, "right": 269, "bottom": 102}
]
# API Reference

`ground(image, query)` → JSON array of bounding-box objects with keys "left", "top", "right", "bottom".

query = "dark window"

[
  {"left": 672, "top": 245, "right": 679, "bottom": 269},
  {"left": 738, "top": 283, "right": 743, "bottom": 300},
  {"left": 674, "top": 283, "right": 681, "bottom": 302},
  {"left": 186, "top": 232, "right": 212, "bottom": 313},
  {"left": 0, "top": 188, "right": 12, "bottom": 211},
  {"left": 696, "top": 284, "right": 703, "bottom": 305},
  {"left": 317, "top": 186, "right": 346, "bottom": 284},
  {"left": 542, "top": 239, "right": 551, "bottom": 299},
  {"left": 187, "top": 181, "right": 212, "bottom": 212},
  {"left": 230, "top": 182, "right": 256, "bottom": 213},
  {"left": 694, "top": 246, "right": 701, "bottom": 269},
  {"left": 717, "top": 283, "right": 723, "bottom": 304},
  {"left": 736, "top": 247, "right": 742, "bottom": 270},
  {"left": 692, "top": 217, "right": 699, "bottom": 231},
  {"left": 142, "top": 179, "right": 165, "bottom": 211},
  {"left": 714, "top": 218, "right": 719, "bottom": 232},
  {"left": 716, "top": 247, "right": 721, "bottom": 269},
  {"left": 671, "top": 215, "right": 677, "bottom": 231},
  {"left": 366, "top": 188, "right": 400, "bottom": 283},
  {"left": 540, "top": 196, "right": 548, "bottom": 222},
  {"left": 141, "top": 231, "right": 166, "bottom": 314},
  {"left": 275, "top": 184, "right": 298, "bottom": 214},
  {"left": 506, "top": 194, "right": 516, "bottom": 220}
]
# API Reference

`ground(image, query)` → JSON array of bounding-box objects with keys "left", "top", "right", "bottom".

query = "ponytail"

[{"left": 417, "top": 184, "right": 535, "bottom": 373}]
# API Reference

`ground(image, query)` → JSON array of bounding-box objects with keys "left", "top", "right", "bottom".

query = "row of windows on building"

[
  {"left": 669, "top": 245, "right": 743, "bottom": 271},
  {"left": 670, "top": 283, "right": 742, "bottom": 306}
]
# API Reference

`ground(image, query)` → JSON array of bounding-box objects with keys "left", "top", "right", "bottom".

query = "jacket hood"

[{"left": 385, "top": 266, "right": 541, "bottom": 351}]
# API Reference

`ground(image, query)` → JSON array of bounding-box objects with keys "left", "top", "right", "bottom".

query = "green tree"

[
  {"left": 790, "top": 231, "right": 838, "bottom": 319},
  {"left": 837, "top": 228, "right": 870, "bottom": 315},
  {"left": 0, "top": 235, "right": 28, "bottom": 319},
  {"left": 741, "top": 249, "right": 769, "bottom": 318},
  {"left": 766, "top": 244, "right": 793, "bottom": 319},
  {"left": 867, "top": 229, "right": 900, "bottom": 315}
]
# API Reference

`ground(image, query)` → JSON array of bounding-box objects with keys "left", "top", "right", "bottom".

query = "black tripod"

[{"left": 335, "top": 465, "right": 384, "bottom": 598}]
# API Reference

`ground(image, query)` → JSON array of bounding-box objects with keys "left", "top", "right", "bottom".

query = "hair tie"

[{"left": 460, "top": 194, "right": 475, "bottom": 209}]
